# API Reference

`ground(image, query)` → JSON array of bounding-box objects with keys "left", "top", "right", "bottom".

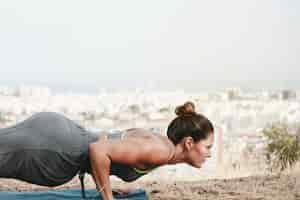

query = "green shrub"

[{"left": 263, "top": 122, "right": 300, "bottom": 172}]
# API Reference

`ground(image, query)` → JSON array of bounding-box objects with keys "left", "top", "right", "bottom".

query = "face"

[{"left": 184, "top": 133, "right": 214, "bottom": 168}]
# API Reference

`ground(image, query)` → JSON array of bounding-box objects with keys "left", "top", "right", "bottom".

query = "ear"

[{"left": 183, "top": 136, "right": 194, "bottom": 151}]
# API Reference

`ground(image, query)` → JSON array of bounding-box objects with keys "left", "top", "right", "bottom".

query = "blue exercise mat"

[{"left": 0, "top": 188, "right": 148, "bottom": 200}]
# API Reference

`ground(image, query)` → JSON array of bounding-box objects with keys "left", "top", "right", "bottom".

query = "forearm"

[{"left": 90, "top": 147, "right": 114, "bottom": 200}]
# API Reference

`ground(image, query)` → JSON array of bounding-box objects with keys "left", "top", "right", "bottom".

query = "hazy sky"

[{"left": 0, "top": 0, "right": 299, "bottom": 89}]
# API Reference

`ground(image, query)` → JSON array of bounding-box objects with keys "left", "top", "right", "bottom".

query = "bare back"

[{"left": 90, "top": 128, "right": 175, "bottom": 170}]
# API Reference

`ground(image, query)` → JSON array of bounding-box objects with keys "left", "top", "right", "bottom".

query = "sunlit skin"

[
  {"left": 89, "top": 129, "right": 214, "bottom": 200},
  {"left": 165, "top": 132, "right": 214, "bottom": 168},
  {"left": 184, "top": 133, "right": 214, "bottom": 168}
]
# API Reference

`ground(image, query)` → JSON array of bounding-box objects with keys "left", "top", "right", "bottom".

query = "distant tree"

[
  {"left": 158, "top": 107, "right": 170, "bottom": 113},
  {"left": 80, "top": 111, "right": 96, "bottom": 121},
  {"left": 0, "top": 111, "right": 4, "bottom": 123},
  {"left": 129, "top": 104, "right": 140, "bottom": 114},
  {"left": 263, "top": 122, "right": 300, "bottom": 172},
  {"left": 0, "top": 111, "right": 9, "bottom": 123}
]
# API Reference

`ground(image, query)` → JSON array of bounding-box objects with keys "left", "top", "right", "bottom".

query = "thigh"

[{"left": 0, "top": 149, "right": 80, "bottom": 187}]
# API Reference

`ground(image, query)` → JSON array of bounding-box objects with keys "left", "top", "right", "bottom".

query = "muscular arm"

[
  {"left": 89, "top": 144, "right": 113, "bottom": 200},
  {"left": 88, "top": 135, "right": 171, "bottom": 200}
]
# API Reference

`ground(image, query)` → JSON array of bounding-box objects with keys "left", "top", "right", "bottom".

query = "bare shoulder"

[
  {"left": 89, "top": 128, "right": 173, "bottom": 166},
  {"left": 124, "top": 128, "right": 173, "bottom": 165}
]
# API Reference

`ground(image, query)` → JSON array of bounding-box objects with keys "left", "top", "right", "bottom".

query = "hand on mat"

[{"left": 112, "top": 188, "right": 135, "bottom": 195}]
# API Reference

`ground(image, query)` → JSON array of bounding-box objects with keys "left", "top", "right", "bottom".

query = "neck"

[
  {"left": 162, "top": 136, "right": 186, "bottom": 165},
  {"left": 167, "top": 143, "right": 186, "bottom": 165}
]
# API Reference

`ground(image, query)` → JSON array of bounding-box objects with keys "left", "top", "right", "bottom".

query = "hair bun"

[{"left": 175, "top": 101, "right": 196, "bottom": 116}]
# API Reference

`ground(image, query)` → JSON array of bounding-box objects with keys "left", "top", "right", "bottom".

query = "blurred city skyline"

[{"left": 1, "top": 79, "right": 299, "bottom": 94}]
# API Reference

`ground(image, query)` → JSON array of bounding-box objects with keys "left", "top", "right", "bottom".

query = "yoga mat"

[{"left": 0, "top": 188, "right": 148, "bottom": 200}]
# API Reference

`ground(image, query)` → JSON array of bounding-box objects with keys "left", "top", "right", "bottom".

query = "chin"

[{"left": 193, "top": 163, "right": 202, "bottom": 169}]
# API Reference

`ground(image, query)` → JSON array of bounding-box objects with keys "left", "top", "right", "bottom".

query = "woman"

[{"left": 0, "top": 101, "right": 214, "bottom": 200}]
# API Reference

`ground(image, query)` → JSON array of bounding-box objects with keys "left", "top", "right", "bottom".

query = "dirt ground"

[{"left": 1, "top": 173, "right": 300, "bottom": 200}]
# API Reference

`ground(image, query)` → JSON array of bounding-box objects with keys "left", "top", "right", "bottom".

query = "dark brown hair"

[{"left": 167, "top": 101, "right": 214, "bottom": 145}]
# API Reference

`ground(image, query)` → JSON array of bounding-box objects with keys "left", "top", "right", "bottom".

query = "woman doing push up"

[{"left": 0, "top": 101, "right": 214, "bottom": 200}]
